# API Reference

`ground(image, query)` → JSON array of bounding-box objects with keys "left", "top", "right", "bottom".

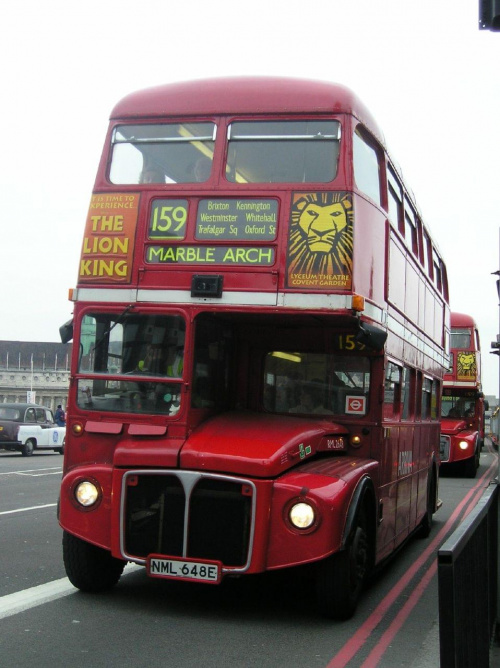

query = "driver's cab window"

[{"left": 76, "top": 312, "right": 186, "bottom": 416}]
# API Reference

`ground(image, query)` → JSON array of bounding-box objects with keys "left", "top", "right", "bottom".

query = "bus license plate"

[{"left": 147, "top": 555, "right": 221, "bottom": 584}]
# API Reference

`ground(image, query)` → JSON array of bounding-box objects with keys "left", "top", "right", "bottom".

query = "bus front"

[
  {"left": 59, "top": 78, "right": 393, "bottom": 620},
  {"left": 440, "top": 312, "right": 485, "bottom": 477}
]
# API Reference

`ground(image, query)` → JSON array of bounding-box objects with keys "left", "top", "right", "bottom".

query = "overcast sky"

[{"left": 1, "top": 1, "right": 499, "bottom": 395}]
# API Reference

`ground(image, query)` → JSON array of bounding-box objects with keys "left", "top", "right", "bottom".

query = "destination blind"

[
  {"left": 146, "top": 245, "right": 275, "bottom": 266},
  {"left": 146, "top": 198, "right": 278, "bottom": 266},
  {"left": 196, "top": 199, "right": 278, "bottom": 240}
]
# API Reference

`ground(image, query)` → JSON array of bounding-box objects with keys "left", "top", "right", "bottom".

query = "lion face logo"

[
  {"left": 298, "top": 201, "right": 348, "bottom": 253},
  {"left": 286, "top": 192, "right": 353, "bottom": 286},
  {"left": 457, "top": 352, "right": 476, "bottom": 378}
]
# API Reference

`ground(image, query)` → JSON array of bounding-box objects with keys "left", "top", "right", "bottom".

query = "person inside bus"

[
  {"left": 289, "top": 381, "right": 332, "bottom": 415},
  {"left": 140, "top": 166, "right": 165, "bottom": 183},
  {"left": 137, "top": 344, "right": 159, "bottom": 373},
  {"left": 164, "top": 344, "right": 183, "bottom": 377},
  {"left": 136, "top": 343, "right": 183, "bottom": 377},
  {"left": 448, "top": 401, "right": 467, "bottom": 418},
  {"left": 192, "top": 156, "right": 212, "bottom": 182},
  {"left": 290, "top": 386, "right": 316, "bottom": 413}
]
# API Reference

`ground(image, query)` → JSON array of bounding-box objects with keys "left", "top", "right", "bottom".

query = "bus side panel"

[
  {"left": 375, "top": 424, "right": 398, "bottom": 561},
  {"left": 351, "top": 194, "right": 386, "bottom": 305},
  {"left": 395, "top": 424, "right": 414, "bottom": 546}
]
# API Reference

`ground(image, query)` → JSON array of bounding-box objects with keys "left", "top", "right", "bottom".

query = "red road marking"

[{"left": 326, "top": 456, "right": 498, "bottom": 668}]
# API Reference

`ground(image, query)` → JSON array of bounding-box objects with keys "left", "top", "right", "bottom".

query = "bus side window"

[
  {"left": 401, "top": 367, "right": 414, "bottom": 420},
  {"left": 431, "top": 381, "right": 439, "bottom": 420},
  {"left": 353, "top": 126, "right": 382, "bottom": 205},
  {"left": 387, "top": 165, "right": 403, "bottom": 231},
  {"left": 404, "top": 198, "right": 418, "bottom": 256},
  {"left": 421, "top": 377, "right": 432, "bottom": 420},
  {"left": 384, "top": 362, "right": 402, "bottom": 419}
]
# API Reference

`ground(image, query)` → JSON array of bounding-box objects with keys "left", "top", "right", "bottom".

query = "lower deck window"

[{"left": 263, "top": 351, "right": 370, "bottom": 416}]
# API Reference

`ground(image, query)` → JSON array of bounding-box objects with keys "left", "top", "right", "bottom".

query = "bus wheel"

[
  {"left": 63, "top": 531, "right": 126, "bottom": 592},
  {"left": 21, "top": 439, "right": 35, "bottom": 457},
  {"left": 463, "top": 448, "right": 479, "bottom": 479},
  {"left": 315, "top": 511, "right": 370, "bottom": 620}
]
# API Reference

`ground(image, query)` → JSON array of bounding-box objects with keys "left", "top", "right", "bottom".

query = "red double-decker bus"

[
  {"left": 440, "top": 312, "right": 486, "bottom": 478},
  {"left": 59, "top": 77, "right": 449, "bottom": 619}
]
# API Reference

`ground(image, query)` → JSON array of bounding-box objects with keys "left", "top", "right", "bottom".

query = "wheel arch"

[{"left": 341, "top": 475, "right": 377, "bottom": 552}]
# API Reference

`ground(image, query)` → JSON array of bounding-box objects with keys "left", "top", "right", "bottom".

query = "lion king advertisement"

[
  {"left": 456, "top": 351, "right": 477, "bottom": 381},
  {"left": 286, "top": 192, "right": 353, "bottom": 290}
]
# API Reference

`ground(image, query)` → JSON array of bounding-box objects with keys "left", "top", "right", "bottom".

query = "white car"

[{"left": 0, "top": 403, "right": 65, "bottom": 456}]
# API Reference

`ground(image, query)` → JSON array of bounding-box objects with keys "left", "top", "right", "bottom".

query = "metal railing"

[{"left": 438, "top": 479, "right": 499, "bottom": 667}]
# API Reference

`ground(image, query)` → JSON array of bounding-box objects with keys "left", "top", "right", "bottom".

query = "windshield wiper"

[{"left": 93, "top": 304, "right": 134, "bottom": 352}]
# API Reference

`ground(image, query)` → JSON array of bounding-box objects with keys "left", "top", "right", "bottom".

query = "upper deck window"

[
  {"left": 353, "top": 129, "right": 381, "bottom": 205},
  {"left": 387, "top": 165, "right": 403, "bottom": 228},
  {"left": 404, "top": 197, "right": 418, "bottom": 256},
  {"left": 432, "top": 249, "right": 443, "bottom": 292},
  {"left": 225, "top": 120, "right": 340, "bottom": 183},
  {"left": 109, "top": 123, "right": 216, "bottom": 184},
  {"left": 450, "top": 328, "right": 471, "bottom": 349},
  {"left": 422, "top": 230, "right": 432, "bottom": 274}
]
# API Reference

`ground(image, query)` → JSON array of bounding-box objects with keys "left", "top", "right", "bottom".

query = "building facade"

[{"left": 0, "top": 341, "right": 72, "bottom": 412}]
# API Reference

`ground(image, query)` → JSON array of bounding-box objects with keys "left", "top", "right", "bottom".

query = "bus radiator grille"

[{"left": 123, "top": 473, "right": 252, "bottom": 567}]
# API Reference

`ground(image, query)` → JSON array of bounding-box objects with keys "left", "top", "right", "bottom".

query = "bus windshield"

[
  {"left": 441, "top": 394, "right": 476, "bottom": 419},
  {"left": 76, "top": 313, "right": 185, "bottom": 416},
  {"left": 263, "top": 351, "right": 370, "bottom": 415},
  {"left": 225, "top": 120, "right": 341, "bottom": 183}
]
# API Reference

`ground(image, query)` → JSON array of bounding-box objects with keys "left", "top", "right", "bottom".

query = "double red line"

[{"left": 327, "top": 448, "right": 498, "bottom": 667}]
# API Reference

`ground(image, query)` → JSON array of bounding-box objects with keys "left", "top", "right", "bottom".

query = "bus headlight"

[
  {"left": 459, "top": 441, "right": 469, "bottom": 450},
  {"left": 289, "top": 502, "right": 315, "bottom": 529},
  {"left": 74, "top": 480, "right": 100, "bottom": 507}
]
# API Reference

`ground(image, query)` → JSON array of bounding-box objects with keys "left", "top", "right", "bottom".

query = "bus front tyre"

[
  {"left": 62, "top": 531, "right": 126, "bottom": 592},
  {"left": 315, "top": 515, "right": 369, "bottom": 620},
  {"left": 463, "top": 449, "right": 479, "bottom": 478}
]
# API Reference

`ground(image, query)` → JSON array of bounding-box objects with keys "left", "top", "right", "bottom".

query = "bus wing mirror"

[
  {"left": 355, "top": 322, "right": 387, "bottom": 351},
  {"left": 60, "top": 319, "right": 74, "bottom": 344}
]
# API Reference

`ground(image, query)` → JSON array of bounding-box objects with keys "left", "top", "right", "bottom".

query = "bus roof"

[
  {"left": 110, "top": 76, "right": 385, "bottom": 143},
  {"left": 451, "top": 312, "right": 477, "bottom": 328}
]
